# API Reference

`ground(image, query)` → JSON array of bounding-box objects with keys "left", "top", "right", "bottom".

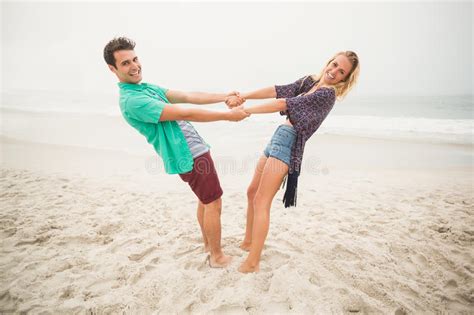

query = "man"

[{"left": 103, "top": 37, "right": 247, "bottom": 268}]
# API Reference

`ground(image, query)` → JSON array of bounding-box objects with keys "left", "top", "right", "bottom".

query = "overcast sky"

[{"left": 1, "top": 1, "right": 472, "bottom": 97}]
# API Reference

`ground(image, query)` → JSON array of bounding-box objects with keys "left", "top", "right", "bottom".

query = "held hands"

[
  {"left": 227, "top": 105, "right": 250, "bottom": 122},
  {"left": 224, "top": 91, "right": 250, "bottom": 121},
  {"left": 225, "top": 91, "right": 246, "bottom": 108}
]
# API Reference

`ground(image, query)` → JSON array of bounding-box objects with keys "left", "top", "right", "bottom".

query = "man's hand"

[
  {"left": 225, "top": 91, "right": 246, "bottom": 108},
  {"left": 227, "top": 105, "right": 250, "bottom": 121}
]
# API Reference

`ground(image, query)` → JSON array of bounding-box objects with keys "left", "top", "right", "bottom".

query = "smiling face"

[
  {"left": 320, "top": 54, "right": 353, "bottom": 86},
  {"left": 108, "top": 50, "right": 142, "bottom": 84}
]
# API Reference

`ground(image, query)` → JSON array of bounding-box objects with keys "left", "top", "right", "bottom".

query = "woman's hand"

[
  {"left": 225, "top": 92, "right": 246, "bottom": 108},
  {"left": 227, "top": 105, "right": 250, "bottom": 121}
]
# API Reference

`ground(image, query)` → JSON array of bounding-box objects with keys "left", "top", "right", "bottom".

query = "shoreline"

[{"left": 1, "top": 106, "right": 472, "bottom": 148}]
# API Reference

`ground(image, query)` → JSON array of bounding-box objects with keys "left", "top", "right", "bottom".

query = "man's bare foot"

[
  {"left": 239, "top": 241, "right": 252, "bottom": 252},
  {"left": 238, "top": 260, "right": 259, "bottom": 273},
  {"left": 203, "top": 244, "right": 210, "bottom": 253},
  {"left": 206, "top": 254, "right": 233, "bottom": 268}
]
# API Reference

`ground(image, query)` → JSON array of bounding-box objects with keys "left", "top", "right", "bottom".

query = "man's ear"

[{"left": 108, "top": 64, "right": 117, "bottom": 73}]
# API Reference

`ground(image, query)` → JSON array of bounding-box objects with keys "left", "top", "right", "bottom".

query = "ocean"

[{"left": 1, "top": 90, "right": 472, "bottom": 146}]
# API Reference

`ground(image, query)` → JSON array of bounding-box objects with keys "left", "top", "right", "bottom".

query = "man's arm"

[
  {"left": 159, "top": 104, "right": 249, "bottom": 122},
  {"left": 243, "top": 99, "right": 287, "bottom": 114},
  {"left": 166, "top": 89, "right": 241, "bottom": 105}
]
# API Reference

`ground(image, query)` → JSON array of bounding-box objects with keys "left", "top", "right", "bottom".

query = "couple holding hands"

[{"left": 104, "top": 37, "right": 360, "bottom": 273}]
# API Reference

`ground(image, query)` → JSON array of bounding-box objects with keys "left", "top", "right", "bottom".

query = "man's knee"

[{"left": 204, "top": 197, "right": 222, "bottom": 213}]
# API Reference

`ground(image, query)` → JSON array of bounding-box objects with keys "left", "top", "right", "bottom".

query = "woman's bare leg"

[
  {"left": 239, "top": 157, "right": 289, "bottom": 273},
  {"left": 240, "top": 156, "right": 268, "bottom": 251}
]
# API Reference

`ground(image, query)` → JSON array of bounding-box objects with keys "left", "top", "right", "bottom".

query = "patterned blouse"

[{"left": 275, "top": 76, "right": 336, "bottom": 207}]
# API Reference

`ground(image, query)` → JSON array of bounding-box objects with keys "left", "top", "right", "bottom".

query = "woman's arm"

[
  {"left": 241, "top": 86, "right": 277, "bottom": 100},
  {"left": 228, "top": 76, "right": 308, "bottom": 107},
  {"left": 226, "top": 86, "right": 276, "bottom": 108},
  {"left": 243, "top": 98, "right": 287, "bottom": 114}
]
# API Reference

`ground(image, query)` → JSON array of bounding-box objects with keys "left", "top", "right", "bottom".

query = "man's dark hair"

[{"left": 103, "top": 37, "right": 136, "bottom": 68}]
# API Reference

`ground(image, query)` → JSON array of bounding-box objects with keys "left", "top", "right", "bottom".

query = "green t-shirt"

[{"left": 118, "top": 82, "right": 194, "bottom": 174}]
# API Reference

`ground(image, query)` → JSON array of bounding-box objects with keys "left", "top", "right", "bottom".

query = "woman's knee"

[
  {"left": 253, "top": 191, "right": 272, "bottom": 211},
  {"left": 247, "top": 184, "right": 258, "bottom": 200}
]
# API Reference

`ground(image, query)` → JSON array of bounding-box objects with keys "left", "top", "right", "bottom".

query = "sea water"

[{"left": 1, "top": 90, "right": 472, "bottom": 146}]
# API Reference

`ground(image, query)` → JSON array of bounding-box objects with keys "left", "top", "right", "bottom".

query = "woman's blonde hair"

[{"left": 312, "top": 51, "right": 360, "bottom": 100}]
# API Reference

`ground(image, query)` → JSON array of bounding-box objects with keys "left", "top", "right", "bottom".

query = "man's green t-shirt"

[{"left": 118, "top": 82, "right": 194, "bottom": 174}]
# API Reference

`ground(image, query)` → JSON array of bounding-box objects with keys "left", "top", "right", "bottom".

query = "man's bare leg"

[
  {"left": 203, "top": 197, "right": 232, "bottom": 267},
  {"left": 197, "top": 201, "right": 210, "bottom": 252}
]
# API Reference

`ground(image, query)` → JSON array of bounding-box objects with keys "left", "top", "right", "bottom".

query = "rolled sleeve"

[
  {"left": 125, "top": 95, "right": 165, "bottom": 123},
  {"left": 275, "top": 76, "right": 307, "bottom": 99}
]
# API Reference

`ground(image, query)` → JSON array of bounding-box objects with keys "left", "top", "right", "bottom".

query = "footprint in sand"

[
  {"left": 82, "top": 290, "right": 98, "bottom": 301},
  {"left": 128, "top": 267, "right": 146, "bottom": 284},
  {"left": 59, "top": 285, "right": 76, "bottom": 300},
  {"left": 180, "top": 235, "right": 202, "bottom": 244},
  {"left": 444, "top": 279, "right": 458, "bottom": 289},
  {"left": 199, "top": 288, "right": 212, "bottom": 303},
  {"left": 128, "top": 246, "right": 157, "bottom": 262},
  {"left": 96, "top": 222, "right": 122, "bottom": 236},
  {"left": 275, "top": 238, "right": 303, "bottom": 254},
  {"left": 2, "top": 227, "right": 17, "bottom": 237},
  {"left": 394, "top": 307, "right": 408, "bottom": 315},
  {"left": 15, "top": 234, "right": 51, "bottom": 246},
  {"left": 413, "top": 253, "right": 430, "bottom": 268},
  {"left": 173, "top": 246, "right": 201, "bottom": 259},
  {"left": 184, "top": 259, "right": 206, "bottom": 271},
  {"left": 399, "top": 283, "right": 420, "bottom": 299},
  {"left": 110, "top": 238, "right": 142, "bottom": 253},
  {"left": 54, "top": 261, "right": 73, "bottom": 273},
  {"left": 332, "top": 244, "right": 360, "bottom": 261},
  {"left": 436, "top": 226, "right": 451, "bottom": 233},
  {"left": 262, "top": 249, "right": 290, "bottom": 268},
  {"left": 342, "top": 296, "right": 369, "bottom": 314},
  {"left": 308, "top": 272, "right": 321, "bottom": 286},
  {"left": 145, "top": 256, "right": 160, "bottom": 271}
]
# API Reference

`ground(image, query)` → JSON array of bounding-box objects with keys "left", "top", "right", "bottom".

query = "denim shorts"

[{"left": 263, "top": 125, "right": 296, "bottom": 166}]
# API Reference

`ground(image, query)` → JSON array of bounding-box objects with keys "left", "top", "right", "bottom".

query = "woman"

[{"left": 226, "top": 51, "right": 360, "bottom": 273}]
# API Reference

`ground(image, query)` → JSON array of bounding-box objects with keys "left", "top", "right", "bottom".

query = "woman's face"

[{"left": 321, "top": 54, "right": 353, "bottom": 85}]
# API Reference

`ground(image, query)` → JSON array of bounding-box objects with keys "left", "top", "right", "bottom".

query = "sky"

[{"left": 1, "top": 1, "right": 473, "bottom": 97}]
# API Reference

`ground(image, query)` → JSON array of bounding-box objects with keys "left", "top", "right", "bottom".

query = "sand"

[{"left": 0, "top": 114, "right": 473, "bottom": 313}]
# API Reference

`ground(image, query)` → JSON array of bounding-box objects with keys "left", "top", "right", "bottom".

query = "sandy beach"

[{"left": 1, "top": 108, "right": 473, "bottom": 314}]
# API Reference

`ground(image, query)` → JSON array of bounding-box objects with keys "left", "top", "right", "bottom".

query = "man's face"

[{"left": 108, "top": 50, "right": 142, "bottom": 84}]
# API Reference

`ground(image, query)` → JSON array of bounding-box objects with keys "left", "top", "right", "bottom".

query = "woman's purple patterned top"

[{"left": 275, "top": 76, "right": 336, "bottom": 175}]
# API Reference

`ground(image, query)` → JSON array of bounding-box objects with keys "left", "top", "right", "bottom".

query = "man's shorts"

[
  {"left": 263, "top": 125, "right": 297, "bottom": 166},
  {"left": 179, "top": 151, "right": 223, "bottom": 204}
]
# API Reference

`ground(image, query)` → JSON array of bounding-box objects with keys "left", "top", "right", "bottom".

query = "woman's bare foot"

[
  {"left": 239, "top": 241, "right": 252, "bottom": 252},
  {"left": 238, "top": 260, "right": 259, "bottom": 273},
  {"left": 207, "top": 254, "right": 233, "bottom": 268}
]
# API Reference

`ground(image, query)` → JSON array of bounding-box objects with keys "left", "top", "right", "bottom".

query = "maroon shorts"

[{"left": 179, "top": 151, "right": 223, "bottom": 204}]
